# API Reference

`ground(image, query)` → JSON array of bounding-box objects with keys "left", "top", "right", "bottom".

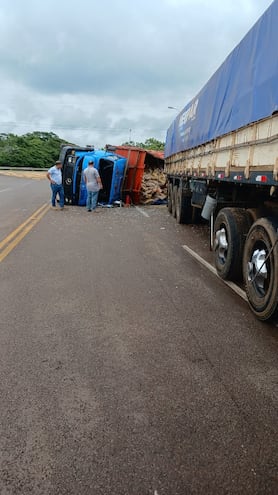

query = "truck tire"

[
  {"left": 175, "top": 185, "right": 181, "bottom": 221},
  {"left": 214, "top": 208, "right": 252, "bottom": 281},
  {"left": 167, "top": 182, "right": 173, "bottom": 214},
  {"left": 175, "top": 185, "right": 193, "bottom": 224},
  {"left": 243, "top": 217, "right": 278, "bottom": 321},
  {"left": 172, "top": 185, "right": 177, "bottom": 218},
  {"left": 191, "top": 206, "right": 202, "bottom": 224}
]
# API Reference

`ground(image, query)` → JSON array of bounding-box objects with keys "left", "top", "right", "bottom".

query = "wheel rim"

[
  {"left": 247, "top": 245, "right": 269, "bottom": 297},
  {"left": 215, "top": 227, "right": 228, "bottom": 264}
]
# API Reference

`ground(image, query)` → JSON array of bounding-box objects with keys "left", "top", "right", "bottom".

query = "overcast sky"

[{"left": 0, "top": 0, "right": 274, "bottom": 148}]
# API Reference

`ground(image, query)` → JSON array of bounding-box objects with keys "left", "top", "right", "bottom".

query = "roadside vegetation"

[
  {"left": 0, "top": 132, "right": 66, "bottom": 168},
  {"left": 122, "top": 137, "right": 164, "bottom": 151},
  {"left": 0, "top": 132, "right": 164, "bottom": 168}
]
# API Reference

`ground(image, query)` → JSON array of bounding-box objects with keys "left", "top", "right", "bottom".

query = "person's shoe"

[
  {"left": 51, "top": 206, "right": 56, "bottom": 210},
  {"left": 88, "top": 209, "right": 92, "bottom": 212},
  {"left": 93, "top": 209, "right": 100, "bottom": 213}
]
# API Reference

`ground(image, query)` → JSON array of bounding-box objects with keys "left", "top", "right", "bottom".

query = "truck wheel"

[
  {"left": 243, "top": 217, "right": 278, "bottom": 321},
  {"left": 172, "top": 185, "right": 177, "bottom": 218},
  {"left": 175, "top": 185, "right": 181, "bottom": 221},
  {"left": 176, "top": 185, "right": 193, "bottom": 224},
  {"left": 214, "top": 208, "right": 252, "bottom": 281},
  {"left": 167, "top": 183, "right": 173, "bottom": 214},
  {"left": 191, "top": 206, "right": 202, "bottom": 224}
]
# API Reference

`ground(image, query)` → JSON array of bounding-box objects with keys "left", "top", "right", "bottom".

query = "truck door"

[{"left": 73, "top": 156, "right": 84, "bottom": 205}]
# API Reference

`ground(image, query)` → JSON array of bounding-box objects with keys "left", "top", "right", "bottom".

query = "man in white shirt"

[
  {"left": 46, "top": 160, "right": 65, "bottom": 209},
  {"left": 83, "top": 160, "right": 103, "bottom": 212}
]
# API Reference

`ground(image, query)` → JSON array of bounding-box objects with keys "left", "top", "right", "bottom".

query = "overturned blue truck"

[{"left": 59, "top": 145, "right": 127, "bottom": 206}]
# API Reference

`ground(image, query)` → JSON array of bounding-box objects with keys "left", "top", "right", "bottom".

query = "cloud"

[{"left": 0, "top": 0, "right": 273, "bottom": 147}]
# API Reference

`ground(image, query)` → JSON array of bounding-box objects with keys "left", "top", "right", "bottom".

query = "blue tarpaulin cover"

[{"left": 165, "top": 0, "right": 278, "bottom": 158}]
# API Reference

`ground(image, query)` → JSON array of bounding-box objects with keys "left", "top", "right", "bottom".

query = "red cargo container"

[{"left": 112, "top": 145, "right": 146, "bottom": 204}]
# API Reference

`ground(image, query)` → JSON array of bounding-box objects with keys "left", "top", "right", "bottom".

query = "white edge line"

[
  {"left": 182, "top": 244, "right": 248, "bottom": 302},
  {"left": 135, "top": 206, "right": 150, "bottom": 218},
  {"left": 0, "top": 188, "right": 11, "bottom": 193}
]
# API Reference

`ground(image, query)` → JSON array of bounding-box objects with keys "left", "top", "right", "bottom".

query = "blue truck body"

[{"left": 60, "top": 146, "right": 127, "bottom": 206}]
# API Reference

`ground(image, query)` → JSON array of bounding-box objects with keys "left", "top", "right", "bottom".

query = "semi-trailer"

[{"left": 165, "top": 0, "right": 278, "bottom": 321}]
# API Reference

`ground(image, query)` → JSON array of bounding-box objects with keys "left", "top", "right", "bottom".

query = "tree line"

[
  {"left": 122, "top": 137, "right": 164, "bottom": 151},
  {"left": 0, "top": 132, "right": 165, "bottom": 168}
]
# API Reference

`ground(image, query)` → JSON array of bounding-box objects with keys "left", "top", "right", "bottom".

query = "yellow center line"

[
  {"left": 0, "top": 203, "right": 50, "bottom": 263},
  {"left": 0, "top": 203, "right": 49, "bottom": 250}
]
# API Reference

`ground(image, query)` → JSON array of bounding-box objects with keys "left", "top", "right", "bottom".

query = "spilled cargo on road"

[{"left": 106, "top": 144, "right": 165, "bottom": 205}]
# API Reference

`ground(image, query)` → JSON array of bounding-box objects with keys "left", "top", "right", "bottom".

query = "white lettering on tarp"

[
  {"left": 180, "top": 126, "right": 191, "bottom": 140},
  {"left": 179, "top": 99, "right": 199, "bottom": 127},
  {"left": 178, "top": 99, "right": 199, "bottom": 143}
]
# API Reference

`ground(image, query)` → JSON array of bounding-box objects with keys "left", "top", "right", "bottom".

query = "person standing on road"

[
  {"left": 46, "top": 160, "right": 65, "bottom": 209},
  {"left": 83, "top": 160, "right": 103, "bottom": 212}
]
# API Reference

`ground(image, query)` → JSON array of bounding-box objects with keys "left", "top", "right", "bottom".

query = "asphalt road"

[
  {"left": 0, "top": 175, "right": 277, "bottom": 494},
  {"left": 0, "top": 173, "right": 48, "bottom": 242}
]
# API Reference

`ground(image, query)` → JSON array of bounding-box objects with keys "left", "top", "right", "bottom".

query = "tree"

[
  {"left": 122, "top": 137, "right": 164, "bottom": 151},
  {"left": 0, "top": 132, "right": 72, "bottom": 168}
]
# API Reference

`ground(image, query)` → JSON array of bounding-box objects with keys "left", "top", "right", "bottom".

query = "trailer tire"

[
  {"left": 243, "top": 217, "right": 278, "bottom": 321},
  {"left": 181, "top": 196, "right": 193, "bottom": 224},
  {"left": 214, "top": 208, "right": 252, "bottom": 281},
  {"left": 175, "top": 185, "right": 193, "bottom": 224},
  {"left": 191, "top": 206, "right": 202, "bottom": 224},
  {"left": 172, "top": 185, "right": 178, "bottom": 218},
  {"left": 167, "top": 183, "right": 173, "bottom": 214},
  {"left": 175, "top": 185, "right": 181, "bottom": 221}
]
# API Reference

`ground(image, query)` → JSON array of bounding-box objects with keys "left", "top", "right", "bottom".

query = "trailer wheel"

[
  {"left": 191, "top": 206, "right": 202, "bottom": 224},
  {"left": 172, "top": 185, "right": 177, "bottom": 218},
  {"left": 214, "top": 208, "right": 252, "bottom": 281},
  {"left": 175, "top": 185, "right": 193, "bottom": 224},
  {"left": 175, "top": 185, "right": 181, "bottom": 221},
  {"left": 243, "top": 217, "right": 278, "bottom": 321},
  {"left": 167, "top": 183, "right": 173, "bottom": 214}
]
